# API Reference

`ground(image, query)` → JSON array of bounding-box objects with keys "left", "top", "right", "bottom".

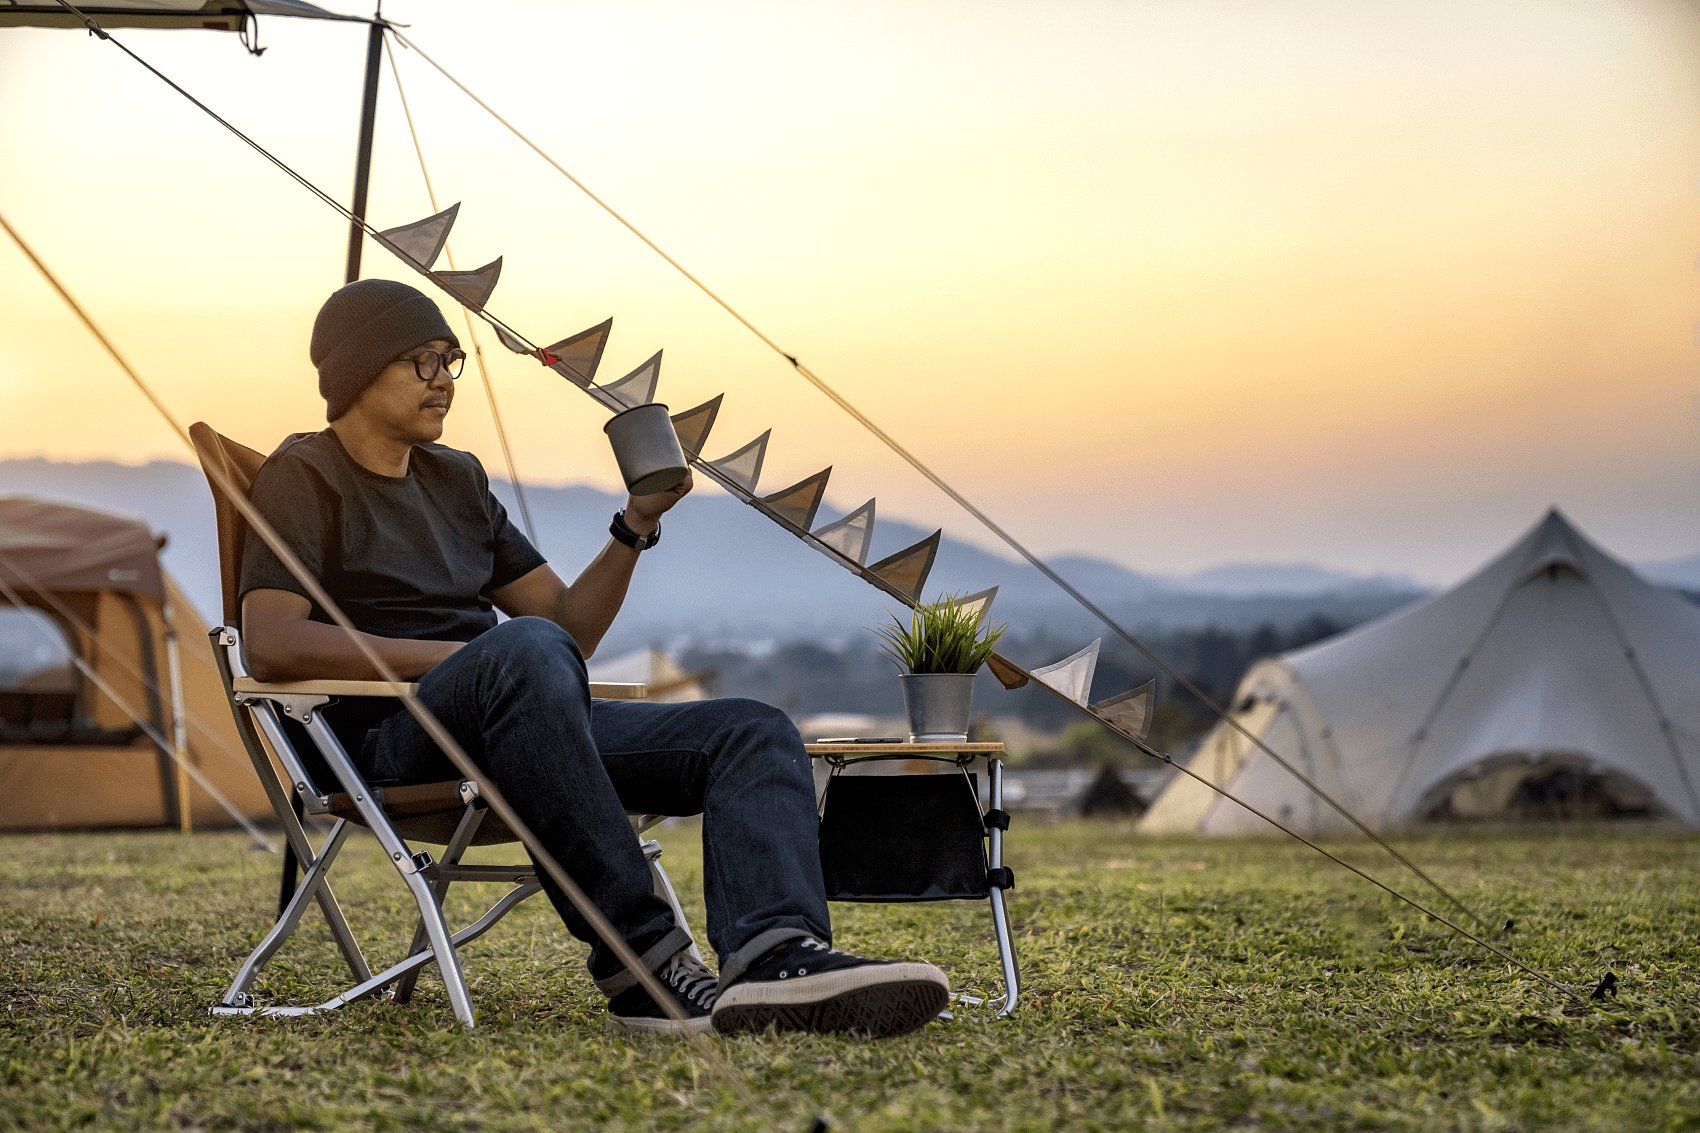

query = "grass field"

[{"left": 1, "top": 821, "right": 1696, "bottom": 1131}]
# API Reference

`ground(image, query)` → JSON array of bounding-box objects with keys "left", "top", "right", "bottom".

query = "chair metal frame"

[
  {"left": 207, "top": 625, "right": 679, "bottom": 1029},
  {"left": 190, "top": 422, "right": 686, "bottom": 1029}
]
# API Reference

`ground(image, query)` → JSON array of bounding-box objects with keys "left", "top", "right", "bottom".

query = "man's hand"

[{"left": 621, "top": 469, "right": 693, "bottom": 535}]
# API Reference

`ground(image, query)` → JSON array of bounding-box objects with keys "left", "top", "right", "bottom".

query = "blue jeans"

[{"left": 357, "top": 617, "right": 831, "bottom": 993}]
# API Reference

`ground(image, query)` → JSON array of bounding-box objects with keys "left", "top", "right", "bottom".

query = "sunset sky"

[{"left": 1, "top": 0, "right": 1696, "bottom": 585}]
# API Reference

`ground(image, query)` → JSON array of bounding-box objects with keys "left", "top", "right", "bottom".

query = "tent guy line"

[
  {"left": 1, "top": 203, "right": 759, "bottom": 1081},
  {"left": 19, "top": 3, "right": 1558, "bottom": 995},
  {"left": 0, "top": 549, "right": 277, "bottom": 848},
  {"left": 382, "top": 26, "right": 1497, "bottom": 932}
]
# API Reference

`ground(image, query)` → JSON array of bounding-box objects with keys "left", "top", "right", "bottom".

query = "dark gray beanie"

[{"left": 311, "top": 279, "right": 459, "bottom": 421}]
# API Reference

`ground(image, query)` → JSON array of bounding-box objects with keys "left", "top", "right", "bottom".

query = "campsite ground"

[{"left": 1, "top": 824, "right": 1695, "bottom": 1132}]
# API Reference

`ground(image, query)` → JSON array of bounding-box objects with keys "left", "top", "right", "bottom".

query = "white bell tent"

[{"left": 1140, "top": 509, "right": 1700, "bottom": 833}]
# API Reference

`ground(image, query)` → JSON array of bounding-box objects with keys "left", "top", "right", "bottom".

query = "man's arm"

[
  {"left": 241, "top": 589, "right": 462, "bottom": 682},
  {"left": 489, "top": 473, "right": 692, "bottom": 658}
]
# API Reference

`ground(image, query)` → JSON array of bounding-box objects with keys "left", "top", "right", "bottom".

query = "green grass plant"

[
  {"left": 2, "top": 822, "right": 1696, "bottom": 1131},
  {"left": 871, "top": 593, "right": 1008, "bottom": 674}
]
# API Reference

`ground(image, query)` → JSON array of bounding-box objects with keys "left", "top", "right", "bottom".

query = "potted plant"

[{"left": 872, "top": 593, "right": 1008, "bottom": 742}]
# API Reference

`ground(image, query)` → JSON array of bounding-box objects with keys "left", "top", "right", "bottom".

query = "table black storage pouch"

[{"left": 818, "top": 773, "right": 990, "bottom": 901}]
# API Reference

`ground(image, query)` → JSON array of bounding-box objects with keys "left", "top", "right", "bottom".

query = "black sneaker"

[
  {"left": 711, "top": 937, "right": 949, "bottom": 1038},
  {"left": 606, "top": 948, "right": 718, "bottom": 1035}
]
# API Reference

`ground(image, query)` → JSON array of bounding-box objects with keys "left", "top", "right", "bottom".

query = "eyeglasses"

[{"left": 401, "top": 347, "right": 466, "bottom": 382}]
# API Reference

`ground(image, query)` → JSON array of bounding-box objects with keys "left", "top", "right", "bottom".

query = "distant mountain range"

[
  {"left": 1636, "top": 552, "right": 1700, "bottom": 591},
  {"left": 0, "top": 455, "right": 1508, "bottom": 650},
  {"left": 1176, "top": 562, "right": 1422, "bottom": 596}
]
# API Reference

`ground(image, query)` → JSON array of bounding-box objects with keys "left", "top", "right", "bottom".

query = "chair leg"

[
  {"left": 218, "top": 820, "right": 355, "bottom": 1009},
  {"left": 400, "top": 867, "right": 477, "bottom": 1028},
  {"left": 395, "top": 802, "right": 488, "bottom": 1004},
  {"left": 269, "top": 781, "right": 371, "bottom": 985},
  {"left": 295, "top": 715, "right": 484, "bottom": 1029},
  {"left": 643, "top": 840, "right": 702, "bottom": 962},
  {"left": 243, "top": 879, "right": 546, "bottom": 1020}
]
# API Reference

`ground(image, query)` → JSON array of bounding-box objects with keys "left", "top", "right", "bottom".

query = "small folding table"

[{"left": 806, "top": 741, "right": 1019, "bottom": 1017}]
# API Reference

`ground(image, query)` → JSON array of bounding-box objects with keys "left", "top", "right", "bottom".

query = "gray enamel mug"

[{"left": 603, "top": 403, "right": 689, "bottom": 496}]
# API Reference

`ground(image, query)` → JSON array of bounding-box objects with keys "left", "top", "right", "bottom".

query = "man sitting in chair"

[{"left": 239, "top": 279, "right": 950, "bottom": 1037}]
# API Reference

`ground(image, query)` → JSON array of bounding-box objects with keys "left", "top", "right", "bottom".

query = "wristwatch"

[{"left": 609, "top": 509, "right": 661, "bottom": 551}]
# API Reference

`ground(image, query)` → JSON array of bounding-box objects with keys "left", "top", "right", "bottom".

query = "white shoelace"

[
  {"left": 798, "top": 937, "right": 843, "bottom": 957},
  {"left": 776, "top": 936, "right": 851, "bottom": 979},
  {"left": 661, "top": 949, "right": 719, "bottom": 1010}
]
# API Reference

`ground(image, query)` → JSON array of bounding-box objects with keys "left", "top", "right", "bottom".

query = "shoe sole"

[
  {"left": 711, "top": 963, "right": 950, "bottom": 1039},
  {"left": 605, "top": 1013, "right": 715, "bottom": 1036}
]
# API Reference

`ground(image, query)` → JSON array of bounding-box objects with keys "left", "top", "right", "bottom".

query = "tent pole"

[
  {"left": 342, "top": 9, "right": 385, "bottom": 285},
  {"left": 163, "top": 602, "right": 192, "bottom": 835}
]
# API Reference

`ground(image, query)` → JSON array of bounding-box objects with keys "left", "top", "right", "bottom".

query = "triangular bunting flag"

[
  {"left": 760, "top": 468, "right": 831, "bottom": 531},
  {"left": 670, "top": 395, "right": 723, "bottom": 456},
  {"left": 707, "top": 430, "right": 770, "bottom": 494},
  {"left": 377, "top": 203, "right": 458, "bottom": 270},
  {"left": 433, "top": 256, "right": 502, "bottom": 310},
  {"left": 868, "top": 530, "right": 941, "bottom": 602},
  {"left": 493, "top": 323, "right": 531, "bottom": 354},
  {"left": 543, "top": 319, "right": 612, "bottom": 388},
  {"left": 1092, "top": 678, "right": 1156, "bottom": 741},
  {"left": 811, "top": 499, "right": 875, "bottom": 566},
  {"left": 1030, "top": 638, "right": 1101, "bottom": 707},
  {"left": 986, "top": 652, "right": 1030, "bottom": 690},
  {"left": 601, "top": 350, "right": 661, "bottom": 407},
  {"left": 958, "top": 585, "right": 999, "bottom": 626}
]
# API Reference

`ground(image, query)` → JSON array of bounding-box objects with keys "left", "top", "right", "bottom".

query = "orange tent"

[{"left": 0, "top": 496, "right": 272, "bottom": 830}]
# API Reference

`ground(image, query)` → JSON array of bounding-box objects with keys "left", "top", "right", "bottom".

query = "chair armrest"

[
  {"left": 232, "top": 676, "right": 647, "bottom": 700},
  {"left": 232, "top": 676, "right": 417, "bottom": 698}
]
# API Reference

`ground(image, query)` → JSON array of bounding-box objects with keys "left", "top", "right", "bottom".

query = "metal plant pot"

[{"left": 899, "top": 672, "right": 977, "bottom": 743}]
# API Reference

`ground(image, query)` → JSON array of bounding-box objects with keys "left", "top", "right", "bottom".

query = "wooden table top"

[{"left": 804, "top": 741, "right": 1005, "bottom": 755}]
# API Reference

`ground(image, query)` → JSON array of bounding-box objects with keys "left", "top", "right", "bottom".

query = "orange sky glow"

[{"left": 1, "top": 0, "right": 1696, "bottom": 584}]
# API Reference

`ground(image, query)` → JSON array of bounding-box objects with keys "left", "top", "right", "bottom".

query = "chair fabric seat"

[{"left": 327, "top": 780, "right": 521, "bottom": 846}]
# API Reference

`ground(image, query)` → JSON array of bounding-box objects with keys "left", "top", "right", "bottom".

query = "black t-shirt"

[{"left": 238, "top": 428, "right": 546, "bottom": 752}]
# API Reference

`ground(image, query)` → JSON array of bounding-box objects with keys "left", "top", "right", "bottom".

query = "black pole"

[{"left": 343, "top": 12, "right": 385, "bottom": 284}]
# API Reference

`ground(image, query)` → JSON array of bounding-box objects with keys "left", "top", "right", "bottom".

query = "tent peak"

[{"left": 1521, "top": 510, "right": 1587, "bottom": 584}]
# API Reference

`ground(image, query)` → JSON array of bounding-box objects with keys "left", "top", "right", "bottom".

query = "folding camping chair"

[{"left": 190, "top": 423, "right": 692, "bottom": 1029}]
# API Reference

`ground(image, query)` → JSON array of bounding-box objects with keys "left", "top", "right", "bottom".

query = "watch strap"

[{"left": 610, "top": 509, "right": 661, "bottom": 551}]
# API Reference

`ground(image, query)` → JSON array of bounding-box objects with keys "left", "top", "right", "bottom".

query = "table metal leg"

[{"left": 987, "top": 757, "right": 1020, "bottom": 1016}]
